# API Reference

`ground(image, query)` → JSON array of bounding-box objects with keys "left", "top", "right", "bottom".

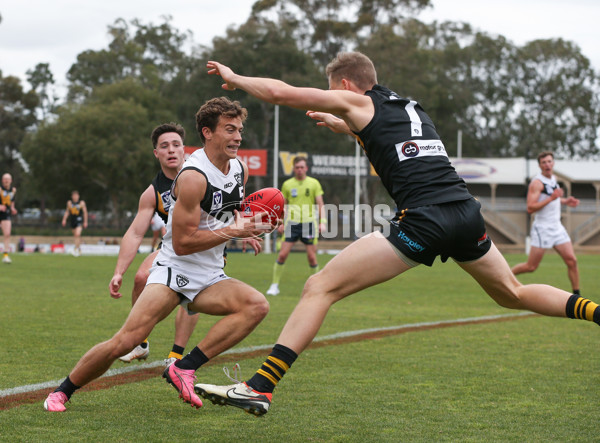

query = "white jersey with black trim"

[
  {"left": 154, "top": 148, "right": 245, "bottom": 273},
  {"left": 531, "top": 173, "right": 561, "bottom": 227}
]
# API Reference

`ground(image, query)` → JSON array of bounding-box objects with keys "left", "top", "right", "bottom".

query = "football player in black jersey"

[
  {"left": 194, "top": 52, "right": 600, "bottom": 416},
  {"left": 108, "top": 123, "right": 201, "bottom": 366},
  {"left": 61, "top": 190, "right": 88, "bottom": 257},
  {"left": 0, "top": 173, "right": 17, "bottom": 263}
]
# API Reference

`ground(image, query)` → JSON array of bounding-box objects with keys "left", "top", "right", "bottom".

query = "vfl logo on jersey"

[
  {"left": 291, "top": 188, "right": 298, "bottom": 198},
  {"left": 397, "top": 229, "right": 425, "bottom": 253},
  {"left": 161, "top": 191, "right": 171, "bottom": 213},
  {"left": 176, "top": 274, "right": 189, "bottom": 288},
  {"left": 212, "top": 191, "right": 223, "bottom": 211}
]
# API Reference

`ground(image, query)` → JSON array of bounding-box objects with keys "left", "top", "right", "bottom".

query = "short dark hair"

[
  {"left": 326, "top": 52, "right": 377, "bottom": 90},
  {"left": 195, "top": 97, "right": 248, "bottom": 144},
  {"left": 293, "top": 156, "right": 308, "bottom": 166},
  {"left": 151, "top": 123, "right": 185, "bottom": 148},
  {"left": 537, "top": 151, "right": 554, "bottom": 163}
]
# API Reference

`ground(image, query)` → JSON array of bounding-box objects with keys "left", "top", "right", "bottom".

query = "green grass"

[{"left": 1, "top": 251, "right": 599, "bottom": 441}]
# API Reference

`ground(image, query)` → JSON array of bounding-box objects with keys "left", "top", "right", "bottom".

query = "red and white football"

[{"left": 242, "top": 187, "right": 284, "bottom": 223}]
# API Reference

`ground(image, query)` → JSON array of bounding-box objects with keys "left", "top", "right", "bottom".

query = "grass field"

[{"left": 1, "top": 251, "right": 599, "bottom": 442}]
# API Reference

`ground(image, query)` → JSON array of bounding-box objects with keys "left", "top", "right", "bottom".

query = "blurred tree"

[
  {"left": 251, "top": 0, "right": 432, "bottom": 65},
  {"left": 511, "top": 38, "right": 600, "bottom": 159},
  {"left": 21, "top": 78, "right": 173, "bottom": 227},
  {"left": 26, "top": 63, "right": 58, "bottom": 120},
  {"left": 66, "top": 16, "right": 192, "bottom": 102},
  {"left": 0, "top": 71, "right": 38, "bottom": 179}
]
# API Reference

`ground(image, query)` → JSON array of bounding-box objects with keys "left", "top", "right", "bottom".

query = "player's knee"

[
  {"left": 133, "top": 269, "right": 149, "bottom": 289},
  {"left": 301, "top": 272, "right": 333, "bottom": 301},
  {"left": 564, "top": 256, "right": 577, "bottom": 269},
  {"left": 244, "top": 292, "right": 270, "bottom": 322},
  {"left": 109, "top": 334, "right": 139, "bottom": 358}
]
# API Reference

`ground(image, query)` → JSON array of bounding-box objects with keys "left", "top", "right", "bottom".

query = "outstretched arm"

[{"left": 206, "top": 61, "right": 373, "bottom": 133}]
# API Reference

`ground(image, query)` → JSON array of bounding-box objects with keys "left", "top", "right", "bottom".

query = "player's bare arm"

[
  {"left": 109, "top": 185, "right": 156, "bottom": 298},
  {"left": 171, "top": 170, "right": 271, "bottom": 255},
  {"left": 526, "top": 179, "right": 561, "bottom": 214},
  {"left": 206, "top": 61, "right": 373, "bottom": 132}
]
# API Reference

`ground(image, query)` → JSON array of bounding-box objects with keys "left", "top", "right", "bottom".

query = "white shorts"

[
  {"left": 151, "top": 213, "right": 165, "bottom": 232},
  {"left": 146, "top": 262, "right": 230, "bottom": 312},
  {"left": 530, "top": 223, "right": 570, "bottom": 249}
]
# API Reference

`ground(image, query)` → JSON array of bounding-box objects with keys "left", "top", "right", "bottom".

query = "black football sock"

[
  {"left": 167, "top": 344, "right": 185, "bottom": 360},
  {"left": 55, "top": 376, "right": 80, "bottom": 400},
  {"left": 175, "top": 347, "right": 209, "bottom": 371},
  {"left": 246, "top": 344, "right": 298, "bottom": 393},
  {"left": 566, "top": 294, "right": 600, "bottom": 325}
]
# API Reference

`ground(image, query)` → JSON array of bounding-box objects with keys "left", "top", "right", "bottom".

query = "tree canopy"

[{"left": 6, "top": 0, "right": 599, "bottom": 225}]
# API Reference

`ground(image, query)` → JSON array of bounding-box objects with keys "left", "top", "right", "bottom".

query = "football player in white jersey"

[
  {"left": 512, "top": 151, "right": 580, "bottom": 294},
  {"left": 44, "top": 97, "right": 275, "bottom": 412}
]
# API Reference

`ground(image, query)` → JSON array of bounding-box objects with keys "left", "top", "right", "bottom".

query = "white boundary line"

[{"left": 0, "top": 312, "right": 534, "bottom": 398}]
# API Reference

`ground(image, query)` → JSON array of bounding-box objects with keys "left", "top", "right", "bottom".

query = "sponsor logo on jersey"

[
  {"left": 224, "top": 182, "right": 233, "bottom": 189},
  {"left": 397, "top": 229, "right": 425, "bottom": 253},
  {"left": 396, "top": 140, "right": 447, "bottom": 162},
  {"left": 176, "top": 274, "right": 189, "bottom": 287},
  {"left": 401, "top": 142, "right": 420, "bottom": 158}
]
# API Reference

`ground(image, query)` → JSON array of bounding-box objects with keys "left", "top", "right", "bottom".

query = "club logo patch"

[
  {"left": 234, "top": 172, "right": 242, "bottom": 186},
  {"left": 176, "top": 274, "right": 189, "bottom": 287}
]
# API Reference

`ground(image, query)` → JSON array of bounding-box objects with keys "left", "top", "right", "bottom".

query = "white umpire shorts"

[
  {"left": 530, "top": 223, "right": 571, "bottom": 249},
  {"left": 146, "top": 262, "right": 230, "bottom": 312}
]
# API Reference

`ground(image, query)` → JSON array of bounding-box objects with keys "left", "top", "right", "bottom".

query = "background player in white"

[
  {"left": 109, "top": 122, "right": 200, "bottom": 365},
  {"left": 44, "top": 97, "right": 274, "bottom": 412},
  {"left": 512, "top": 151, "right": 581, "bottom": 294}
]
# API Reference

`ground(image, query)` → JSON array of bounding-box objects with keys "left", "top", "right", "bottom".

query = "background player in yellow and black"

[
  {"left": 266, "top": 156, "right": 326, "bottom": 296},
  {"left": 61, "top": 190, "right": 88, "bottom": 257},
  {"left": 0, "top": 173, "right": 18, "bottom": 263}
]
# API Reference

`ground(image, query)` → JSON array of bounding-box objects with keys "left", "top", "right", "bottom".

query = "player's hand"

[
  {"left": 243, "top": 238, "right": 263, "bottom": 256},
  {"left": 229, "top": 210, "right": 275, "bottom": 239},
  {"left": 319, "top": 222, "right": 326, "bottom": 234},
  {"left": 564, "top": 196, "right": 580, "bottom": 207},
  {"left": 61, "top": 220, "right": 66, "bottom": 227},
  {"left": 277, "top": 223, "right": 285, "bottom": 235},
  {"left": 206, "top": 61, "right": 237, "bottom": 91},
  {"left": 0, "top": 204, "right": 6, "bottom": 212},
  {"left": 109, "top": 274, "right": 123, "bottom": 299},
  {"left": 551, "top": 188, "right": 564, "bottom": 200},
  {"left": 306, "top": 111, "right": 351, "bottom": 134}
]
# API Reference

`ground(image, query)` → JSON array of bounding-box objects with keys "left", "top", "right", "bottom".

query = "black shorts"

[
  {"left": 284, "top": 222, "right": 316, "bottom": 245},
  {"left": 70, "top": 216, "right": 83, "bottom": 229},
  {"left": 0, "top": 211, "right": 10, "bottom": 222},
  {"left": 386, "top": 198, "right": 491, "bottom": 267}
]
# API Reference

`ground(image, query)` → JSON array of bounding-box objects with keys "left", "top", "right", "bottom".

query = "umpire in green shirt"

[{"left": 266, "top": 156, "right": 326, "bottom": 296}]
